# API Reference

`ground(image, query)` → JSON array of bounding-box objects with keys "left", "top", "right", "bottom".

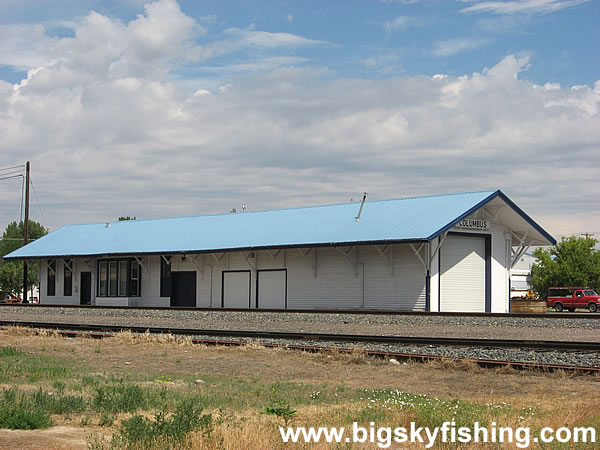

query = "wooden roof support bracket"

[
  {"left": 133, "top": 256, "right": 148, "bottom": 274},
  {"left": 375, "top": 244, "right": 394, "bottom": 275},
  {"left": 240, "top": 251, "right": 256, "bottom": 271},
  {"left": 82, "top": 259, "right": 96, "bottom": 274},
  {"left": 427, "top": 232, "right": 447, "bottom": 273},
  {"left": 47, "top": 259, "right": 56, "bottom": 276},
  {"left": 334, "top": 246, "right": 359, "bottom": 277},
  {"left": 266, "top": 249, "right": 282, "bottom": 260},
  {"left": 188, "top": 255, "right": 205, "bottom": 278},
  {"left": 410, "top": 243, "right": 427, "bottom": 269},
  {"left": 63, "top": 258, "right": 73, "bottom": 273},
  {"left": 299, "top": 248, "right": 318, "bottom": 278},
  {"left": 511, "top": 230, "right": 530, "bottom": 268},
  {"left": 211, "top": 252, "right": 227, "bottom": 263}
]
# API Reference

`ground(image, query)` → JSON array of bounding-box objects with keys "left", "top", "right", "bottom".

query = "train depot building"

[{"left": 4, "top": 190, "right": 555, "bottom": 313}]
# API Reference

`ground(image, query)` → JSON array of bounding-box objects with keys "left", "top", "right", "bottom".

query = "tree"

[
  {"left": 0, "top": 220, "right": 48, "bottom": 297},
  {"left": 530, "top": 236, "right": 600, "bottom": 299},
  {"left": 118, "top": 216, "right": 136, "bottom": 221}
]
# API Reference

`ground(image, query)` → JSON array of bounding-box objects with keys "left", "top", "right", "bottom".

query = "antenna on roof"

[{"left": 355, "top": 192, "right": 368, "bottom": 222}]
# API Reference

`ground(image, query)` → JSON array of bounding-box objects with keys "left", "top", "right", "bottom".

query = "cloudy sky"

[{"left": 0, "top": 0, "right": 598, "bottom": 239}]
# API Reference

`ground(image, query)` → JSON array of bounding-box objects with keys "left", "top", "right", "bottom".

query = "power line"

[
  {"left": 20, "top": 174, "right": 24, "bottom": 223},
  {"left": 29, "top": 176, "right": 48, "bottom": 230},
  {"left": 0, "top": 164, "right": 25, "bottom": 172},
  {"left": 0, "top": 174, "right": 24, "bottom": 181}
]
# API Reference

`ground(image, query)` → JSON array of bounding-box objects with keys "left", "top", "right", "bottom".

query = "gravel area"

[
  {"left": 1, "top": 305, "right": 599, "bottom": 342},
  {"left": 1, "top": 305, "right": 599, "bottom": 368},
  {"left": 176, "top": 334, "right": 600, "bottom": 368}
]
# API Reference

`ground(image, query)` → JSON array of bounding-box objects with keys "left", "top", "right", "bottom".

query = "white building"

[
  {"left": 510, "top": 252, "right": 538, "bottom": 298},
  {"left": 4, "top": 190, "right": 555, "bottom": 313}
]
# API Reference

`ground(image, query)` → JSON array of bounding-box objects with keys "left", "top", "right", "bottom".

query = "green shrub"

[
  {"left": 261, "top": 402, "right": 297, "bottom": 426},
  {"left": 32, "top": 387, "right": 87, "bottom": 414},
  {"left": 113, "top": 397, "right": 212, "bottom": 449},
  {"left": 0, "top": 347, "right": 24, "bottom": 357},
  {"left": 92, "top": 384, "right": 150, "bottom": 413},
  {"left": 0, "top": 388, "right": 53, "bottom": 429}
]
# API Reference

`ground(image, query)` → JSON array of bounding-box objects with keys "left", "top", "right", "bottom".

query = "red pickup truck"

[{"left": 546, "top": 287, "right": 600, "bottom": 312}]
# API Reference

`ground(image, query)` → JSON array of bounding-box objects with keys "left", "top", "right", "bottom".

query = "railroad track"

[
  {"left": 2, "top": 320, "right": 599, "bottom": 351},
  {"left": 2, "top": 320, "right": 599, "bottom": 374},
  {"left": 2, "top": 302, "right": 600, "bottom": 319}
]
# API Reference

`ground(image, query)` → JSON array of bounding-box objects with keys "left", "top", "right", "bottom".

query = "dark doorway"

[
  {"left": 171, "top": 271, "right": 196, "bottom": 307},
  {"left": 80, "top": 272, "right": 92, "bottom": 305}
]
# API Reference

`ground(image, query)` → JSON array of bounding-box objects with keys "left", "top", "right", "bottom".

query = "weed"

[
  {"left": 0, "top": 346, "right": 24, "bottom": 357},
  {"left": 0, "top": 388, "right": 53, "bottom": 429},
  {"left": 112, "top": 397, "right": 212, "bottom": 448},
  {"left": 32, "top": 387, "right": 87, "bottom": 414},
  {"left": 52, "top": 380, "right": 66, "bottom": 394},
  {"left": 92, "top": 384, "right": 150, "bottom": 413},
  {"left": 98, "top": 412, "right": 114, "bottom": 427},
  {"left": 261, "top": 402, "right": 297, "bottom": 427},
  {"left": 94, "top": 346, "right": 101, "bottom": 354}
]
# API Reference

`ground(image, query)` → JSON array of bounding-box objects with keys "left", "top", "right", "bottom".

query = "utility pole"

[{"left": 23, "top": 161, "right": 30, "bottom": 303}]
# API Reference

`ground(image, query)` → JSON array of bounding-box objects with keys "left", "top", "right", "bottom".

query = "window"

[
  {"left": 97, "top": 259, "right": 141, "bottom": 297},
  {"left": 63, "top": 259, "right": 72, "bottom": 296},
  {"left": 109, "top": 261, "right": 118, "bottom": 296},
  {"left": 130, "top": 261, "right": 140, "bottom": 297},
  {"left": 118, "top": 261, "right": 128, "bottom": 296},
  {"left": 160, "top": 257, "right": 171, "bottom": 297},
  {"left": 99, "top": 261, "right": 108, "bottom": 296},
  {"left": 47, "top": 260, "right": 56, "bottom": 296}
]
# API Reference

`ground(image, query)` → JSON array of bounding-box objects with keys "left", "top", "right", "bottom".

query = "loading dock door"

[
  {"left": 257, "top": 270, "right": 286, "bottom": 309},
  {"left": 222, "top": 271, "right": 250, "bottom": 308},
  {"left": 171, "top": 271, "right": 197, "bottom": 307},
  {"left": 440, "top": 234, "right": 487, "bottom": 312}
]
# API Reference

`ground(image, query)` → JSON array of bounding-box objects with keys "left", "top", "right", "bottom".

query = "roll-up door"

[
  {"left": 222, "top": 270, "right": 250, "bottom": 308},
  {"left": 257, "top": 270, "right": 286, "bottom": 309},
  {"left": 440, "top": 234, "right": 488, "bottom": 312}
]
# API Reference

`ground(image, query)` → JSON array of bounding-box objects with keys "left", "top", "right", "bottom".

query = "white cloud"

[
  {"left": 384, "top": 16, "right": 419, "bottom": 36},
  {"left": 225, "top": 27, "right": 327, "bottom": 49},
  {"left": 432, "top": 37, "right": 492, "bottom": 56},
  {"left": 0, "top": 2, "right": 598, "bottom": 237},
  {"left": 460, "top": 0, "right": 590, "bottom": 15}
]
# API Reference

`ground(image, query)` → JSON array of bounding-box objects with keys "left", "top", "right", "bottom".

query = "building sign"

[{"left": 456, "top": 218, "right": 488, "bottom": 230}]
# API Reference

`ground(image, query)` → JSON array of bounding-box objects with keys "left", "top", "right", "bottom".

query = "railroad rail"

[
  {"left": 2, "top": 302, "right": 599, "bottom": 319},
  {"left": 2, "top": 320, "right": 599, "bottom": 351},
  {"left": 2, "top": 320, "right": 599, "bottom": 374}
]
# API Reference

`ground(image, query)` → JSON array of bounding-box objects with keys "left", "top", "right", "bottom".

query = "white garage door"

[
  {"left": 222, "top": 271, "right": 250, "bottom": 308},
  {"left": 257, "top": 270, "right": 286, "bottom": 309},
  {"left": 440, "top": 234, "right": 486, "bottom": 312}
]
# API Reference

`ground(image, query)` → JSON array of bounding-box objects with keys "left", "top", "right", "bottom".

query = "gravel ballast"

[{"left": 1, "top": 305, "right": 599, "bottom": 368}]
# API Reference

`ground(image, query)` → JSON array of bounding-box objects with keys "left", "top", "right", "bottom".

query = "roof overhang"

[
  {"left": 427, "top": 190, "right": 556, "bottom": 247},
  {"left": 2, "top": 238, "right": 431, "bottom": 261}
]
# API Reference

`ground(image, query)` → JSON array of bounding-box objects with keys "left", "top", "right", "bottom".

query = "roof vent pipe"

[{"left": 355, "top": 192, "right": 368, "bottom": 222}]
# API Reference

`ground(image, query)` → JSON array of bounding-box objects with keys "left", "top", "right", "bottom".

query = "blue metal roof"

[{"left": 3, "top": 189, "right": 555, "bottom": 259}]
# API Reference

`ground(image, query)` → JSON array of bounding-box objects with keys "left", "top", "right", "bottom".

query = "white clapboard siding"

[{"left": 363, "top": 246, "right": 426, "bottom": 311}]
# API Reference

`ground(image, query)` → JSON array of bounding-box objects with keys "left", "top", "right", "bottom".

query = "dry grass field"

[{"left": 0, "top": 327, "right": 598, "bottom": 449}]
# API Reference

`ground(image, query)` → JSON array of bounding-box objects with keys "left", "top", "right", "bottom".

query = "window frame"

[{"left": 96, "top": 258, "right": 141, "bottom": 297}]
